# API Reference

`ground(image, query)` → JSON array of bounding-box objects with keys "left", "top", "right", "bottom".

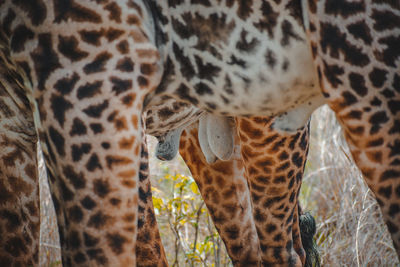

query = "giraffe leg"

[
  {"left": 0, "top": 47, "right": 40, "bottom": 265},
  {"left": 307, "top": 1, "right": 400, "bottom": 256},
  {"left": 37, "top": 79, "right": 147, "bottom": 266},
  {"left": 344, "top": 127, "right": 400, "bottom": 255},
  {"left": 180, "top": 123, "right": 262, "bottom": 266},
  {"left": 236, "top": 116, "right": 310, "bottom": 266},
  {"left": 32, "top": 31, "right": 160, "bottom": 267},
  {"left": 2, "top": 1, "right": 162, "bottom": 265},
  {"left": 137, "top": 135, "right": 168, "bottom": 267}
]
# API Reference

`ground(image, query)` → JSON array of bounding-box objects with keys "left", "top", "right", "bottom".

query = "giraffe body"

[{"left": 146, "top": 0, "right": 323, "bottom": 119}]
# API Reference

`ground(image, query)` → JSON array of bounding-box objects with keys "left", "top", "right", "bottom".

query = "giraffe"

[
  {"left": 0, "top": 35, "right": 296, "bottom": 266},
  {"left": 0, "top": 0, "right": 398, "bottom": 266},
  {"left": 0, "top": 30, "right": 314, "bottom": 266}
]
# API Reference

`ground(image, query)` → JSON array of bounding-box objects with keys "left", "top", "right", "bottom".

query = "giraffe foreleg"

[{"left": 137, "top": 134, "right": 168, "bottom": 267}]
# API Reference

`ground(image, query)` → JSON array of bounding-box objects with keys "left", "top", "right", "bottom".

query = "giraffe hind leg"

[{"left": 0, "top": 41, "right": 40, "bottom": 266}]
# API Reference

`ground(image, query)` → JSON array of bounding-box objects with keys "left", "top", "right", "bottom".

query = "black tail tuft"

[{"left": 299, "top": 212, "right": 320, "bottom": 267}]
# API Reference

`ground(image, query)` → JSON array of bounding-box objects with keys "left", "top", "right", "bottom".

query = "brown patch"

[
  {"left": 0, "top": 179, "right": 15, "bottom": 203},
  {"left": 114, "top": 116, "right": 128, "bottom": 130},
  {"left": 366, "top": 151, "right": 383, "bottom": 163},
  {"left": 106, "top": 155, "right": 133, "bottom": 169},
  {"left": 137, "top": 76, "right": 148, "bottom": 87},
  {"left": 116, "top": 40, "right": 130, "bottom": 54},
  {"left": 131, "top": 115, "right": 139, "bottom": 129},
  {"left": 126, "top": 15, "right": 140, "bottom": 25},
  {"left": 307, "top": 0, "right": 317, "bottom": 13},
  {"left": 215, "top": 176, "right": 226, "bottom": 189},
  {"left": 30, "top": 33, "right": 62, "bottom": 90},
  {"left": 107, "top": 233, "right": 128, "bottom": 255},
  {"left": 360, "top": 167, "right": 375, "bottom": 180},
  {"left": 123, "top": 213, "right": 136, "bottom": 222},
  {"left": 88, "top": 211, "right": 113, "bottom": 229},
  {"left": 136, "top": 49, "right": 159, "bottom": 58},
  {"left": 131, "top": 30, "right": 148, "bottom": 43},
  {"left": 104, "top": 2, "right": 122, "bottom": 22},
  {"left": 116, "top": 58, "right": 134, "bottom": 72},
  {"left": 118, "top": 136, "right": 135, "bottom": 150},
  {"left": 118, "top": 169, "right": 136, "bottom": 179},
  {"left": 58, "top": 35, "right": 89, "bottom": 62},
  {"left": 127, "top": 0, "right": 143, "bottom": 15},
  {"left": 123, "top": 226, "right": 136, "bottom": 233},
  {"left": 12, "top": 0, "right": 46, "bottom": 25},
  {"left": 121, "top": 93, "right": 136, "bottom": 106},
  {"left": 26, "top": 200, "right": 39, "bottom": 217},
  {"left": 109, "top": 197, "right": 121, "bottom": 206},
  {"left": 134, "top": 144, "right": 140, "bottom": 156},
  {"left": 121, "top": 179, "right": 136, "bottom": 188},
  {"left": 105, "top": 28, "right": 124, "bottom": 42},
  {"left": 8, "top": 176, "right": 33, "bottom": 195},
  {"left": 213, "top": 161, "right": 234, "bottom": 176},
  {"left": 53, "top": 0, "right": 102, "bottom": 23},
  {"left": 79, "top": 29, "right": 105, "bottom": 46},
  {"left": 140, "top": 63, "right": 155, "bottom": 75}
]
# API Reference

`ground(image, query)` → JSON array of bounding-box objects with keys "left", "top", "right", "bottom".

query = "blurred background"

[{"left": 39, "top": 105, "right": 399, "bottom": 266}]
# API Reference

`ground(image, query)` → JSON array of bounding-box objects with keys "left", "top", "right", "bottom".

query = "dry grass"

[
  {"left": 301, "top": 105, "right": 399, "bottom": 266},
  {"left": 38, "top": 105, "right": 399, "bottom": 266},
  {"left": 38, "top": 146, "right": 61, "bottom": 266}
]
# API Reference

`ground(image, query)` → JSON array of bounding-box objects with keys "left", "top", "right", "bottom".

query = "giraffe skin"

[
  {"left": 306, "top": 0, "right": 400, "bottom": 254},
  {"left": 0, "top": 0, "right": 398, "bottom": 266},
  {"left": 136, "top": 132, "right": 168, "bottom": 267},
  {"left": 145, "top": 0, "right": 323, "bottom": 119},
  {"left": 144, "top": 90, "right": 317, "bottom": 266},
  {"left": 147, "top": 0, "right": 400, "bottom": 258},
  {"left": 0, "top": 30, "right": 40, "bottom": 266},
  {"left": 1, "top": 1, "right": 161, "bottom": 265},
  {"left": 178, "top": 116, "right": 316, "bottom": 267},
  {"left": 236, "top": 116, "right": 310, "bottom": 266},
  {"left": 179, "top": 122, "right": 263, "bottom": 266}
]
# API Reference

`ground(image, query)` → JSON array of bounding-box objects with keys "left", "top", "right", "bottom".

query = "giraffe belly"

[
  {"left": 153, "top": 18, "right": 324, "bottom": 119},
  {"left": 161, "top": 53, "right": 323, "bottom": 119}
]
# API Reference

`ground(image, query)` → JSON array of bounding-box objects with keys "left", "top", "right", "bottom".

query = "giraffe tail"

[{"left": 299, "top": 212, "right": 320, "bottom": 267}]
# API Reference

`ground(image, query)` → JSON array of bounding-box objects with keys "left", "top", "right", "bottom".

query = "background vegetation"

[{"left": 39, "top": 106, "right": 399, "bottom": 266}]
